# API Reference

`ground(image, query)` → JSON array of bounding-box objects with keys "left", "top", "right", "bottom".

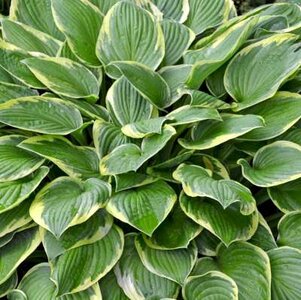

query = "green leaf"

[
  {"left": 17, "top": 263, "right": 102, "bottom": 300},
  {"left": 135, "top": 235, "right": 197, "bottom": 284},
  {"left": 0, "top": 227, "right": 41, "bottom": 285},
  {"left": 217, "top": 242, "right": 271, "bottom": 300},
  {"left": 0, "top": 41, "right": 45, "bottom": 89},
  {"left": 114, "top": 234, "right": 179, "bottom": 299},
  {"left": 238, "top": 141, "right": 301, "bottom": 187},
  {"left": 99, "top": 271, "right": 129, "bottom": 300},
  {"left": 7, "top": 290, "right": 27, "bottom": 300},
  {"left": 240, "top": 92, "right": 301, "bottom": 141},
  {"left": 106, "top": 180, "right": 176, "bottom": 236},
  {"left": 93, "top": 120, "right": 131, "bottom": 159},
  {"left": 269, "top": 247, "right": 301, "bottom": 300},
  {"left": 30, "top": 177, "right": 111, "bottom": 238},
  {"left": 2, "top": 19, "right": 62, "bottom": 56},
  {"left": 100, "top": 125, "right": 176, "bottom": 175},
  {"left": 41, "top": 209, "right": 113, "bottom": 260},
  {"left": 52, "top": 225, "right": 124, "bottom": 296},
  {"left": 143, "top": 204, "right": 202, "bottom": 250},
  {"left": 0, "top": 96, "right": 83, "bottom": 135},
  {"left": 179, "top": 114, "right": 264, "bottom": 150},
  {"left": 22, "top": 57, "right": 100, "bottom": 101},
  {"left": 0, "top": 167, "right": 48, "bottom": 214},
  {"left": 96, "top": 1, "right": 164, "bottom": 69},
  {"left": 174, "top": 164, "right": 256, "bottom": 214},
  {"left": 183, "top": 271, "right": 238, "bottom": 300},
  {"left": 152, "top": 0, "right": 189, "bottom": 22},
  {"left": 0, "top": 82, "right": 38, "bottom": 104},
  {"left": 19, "top": 135, "right": 100, "bottom": 179},
  {"left": 277, "top": 212, "right": 301, "bottom": 249},
  {"left": 206, "top": 64, "right": 227, "bottom": 98},
  {"left": 0, "top": 135, "right": 45, "bottom": 182},
  {"left": 180, "top": 193, "right": 258, "bottom": 246},
  {"left": 268, "top": 179, "right": 301, "bottom": 213},
  {"left": 97, "top": 0, "right": 119, "bottom": 14},
  {"left": 0, "top": 273, "right": 17, "bottom": 298},
  {"left": 185, "top": 0, "right": 231, "bottom": 34},
  {"left": 161, "top": 20, "right": 195, "bottom": 66},
  {"left": 10, "top": 0, "right": 64, "bottom": 40},
  {"left": 106, "top": 76, "right": 153, "bottom": 126},
  {"left": 225, "top": 33, "right": 301, "bottom": 111},
  {"left": 52, "top": 0, "right": 103, "bottom": 66},
  {"left": 184, "top": 17, "right": 256, "bottom": 88},
  {"left": 190, "top": 257, "right": 219, "bottom": 276},
  {"left": 195, "top": 230, "right": 220, "bottom": 256},
  {"left": 107, "top": 61, "right": 170, "bottom": 109}
]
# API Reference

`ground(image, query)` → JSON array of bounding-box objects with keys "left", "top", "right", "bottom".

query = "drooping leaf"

[
  {"left": 0, "top": 96, "right": 83, "bottom": 135},
  {"left": 106, "top": 180, "right": 176, "bottom": 236},
  {"left": 180, "top": 193, "right": 258, "bottom": 246},
  {"left": 225, "top": 33, "right": 301, "bottom": 111},
  {"left": 238, "top": 141, "right": 301, "bottom": 187},
  {"left": 0, "top": 273, "right": 17, "bottom": 298},
  {"left": 96, "top": 1, "right": 165, "bottom": 69},
  {"left": 52, "top": 0, "right": 103, "bottom": 66},
  {"left": 30, "top": 177, "right": 111, "bottom": 238},
  {"left": 135, "top": 235, "right": 197, "bottom": 284},
  {"left": 179, "top": 114, "right": 264, "bottom": 150},
  {"left": 52, "top": 225, "right": 124, "bottom": 296},
  {"left": 22, "top": 57, "right": 100, "bottom": 101},
  {"left": 183, "top": 271, "right": 238, "bottom": 300},
  {"left": 19, "top": 136, "right": 100, "bottom": 179}
]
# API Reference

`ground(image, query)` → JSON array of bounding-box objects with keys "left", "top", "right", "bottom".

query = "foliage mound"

[{"left": 0, "top": 0, "right": 301, "bottom": 299}]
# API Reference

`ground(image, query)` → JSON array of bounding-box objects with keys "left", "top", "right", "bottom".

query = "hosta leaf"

[
  {"left": 52, "top": 225, "right": 124, "bottom": 296},
  {"left": 152, "top": 0, "right": 189, "bottom": 23},
  {"left": 9, "top": 0, "right": 64, "bottom": 40},
  {"left": 161, "top": 20, "right": 195, "bottom": 66},
  {"left": 185, "top": 0, "right": 231, "bottom": 34},
  {"left": 0, "top": 96, "right": 83, "bottom": 135},
  {"left": 0, "top": 135, "right": 44, "bottom": 182},
  {"left": 30, "top": 177, "right": 111, "bottom": 238},
  {"left": 0, "top": 166, "right": 48, "bottom": 213},
  {"left": 238, "top": 141, "right": 301, "bottom": 187},
  {"left": 0, "top": 227, "right": 41, "bottom": 284},
  {"left": 268, "top": 179, "right": 301, "bottom": 212},
  {"left": 97, "top": 0, "right": 119, "bottom": 14},
  {"left": 190, "top": 257, "right": 219, "bottom": 276},
  {"left": 7, "top": 290, "right": 27, "bottom": 299},
  {"left": 2, "top": 19, "right": 62, "bottom": 56},
  {"left": 249, "top": 214, "right": 277, "bottom": 251},
  {"left": 106, "top": 180, "right": 176, "bottom": 236},
  {"left": 52, "top": 0, "right": 103, "bottom": 66},
  {"left": 240, "top": 92, "right": 301, "bottom": 141},
  {"left": 0, "top": 41, "right": 45, "bottom": 89},
  {"left": 277, "top": 212, "right": 301, "bottom": 249},
  {"left": 0, "top": 273, "right": 17, "bottom": 298},
  {"left": 106, "top": 76, "right": 152, "bottom": 126},
  {"left": 225, "top": 34, "right": 301, "bottom": 111},
  {"left": 216, "top": 242, "right": 271, "bottom": 300},
  {"left": 180, "top": 194, "right": 258, "bottom": 246},
  {"left": 99, "top": 271, "right": 129, "bottom": 300},
  {"left": 96, "top": 1, "right": 164, "bottom": 69},
  {"left": 100, "top": 125, "right": 176, "bottom": 175},
  {"left": 114, "top": 234, "right": 179, "bottom": 299},
  {"left": 23, "top": 57, "right": 100, "bottom": 101},
  {"left": 143, "top": 204, "right": 202, "bottom": 250},
  {"left": 195, "top": 230, "right": 220, "bottom": 256},
  {"left": 269, "top": 247, "right": 301, "bottom": 300},
  {"left": 41, "top": 209, "right": 113, "bottom": 260},
  {"left": 0, "top": 82, "right": 38, "bottom": 104},
  {"left": 206, "top": 65, "right": 227, "bottom": 98},
  {"left": 93, "top": 120, "right": 130, "bottom": 159},
  {"left": 107, "top": 61, "right": 170, "bottom": 109},
  {"left": 0, "top": 200, "right": 32, "bottom": 238},
  {"left": 184, "top": 17, "right": 256, "bottom": 88},
  {"left": 19, "top": 136, "right": 100, "bottom": 179},
  {"left": 183, "top": 271, "right": 238, "bottom": 300},
  {"left": 17, "top": 263, "right": 102, "bottom": 300},
  {"left": 174, "top": 164, "right": 256, "bottom": 214},
  {"left": 179, "top": 114, "right": 264, "bottom": 150},
  {"left": 135, "top": 235, "right": 197, "bottom": 284}
]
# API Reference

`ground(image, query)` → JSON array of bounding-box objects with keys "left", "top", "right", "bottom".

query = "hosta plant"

[{"left": 0, "top": 0, "right": 300, "bottom": 299}]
